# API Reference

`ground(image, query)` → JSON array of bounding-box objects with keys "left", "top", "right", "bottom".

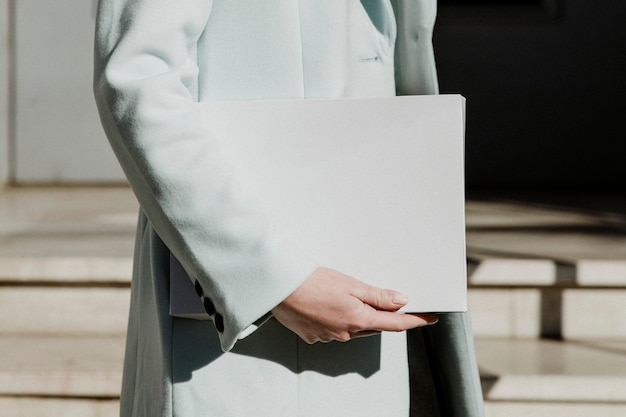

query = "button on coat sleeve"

[{"left": 93, "top": 0, "right": 318, "bottom": 352}]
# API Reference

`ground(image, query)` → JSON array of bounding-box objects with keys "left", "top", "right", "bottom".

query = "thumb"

[{"left": 356, "top": 284, "right": 410, "bottom": 312}]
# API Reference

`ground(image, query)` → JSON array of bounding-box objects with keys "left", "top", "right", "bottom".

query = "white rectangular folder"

[{"left": 170, "top": 95, "right": 467, "bottom": 318}]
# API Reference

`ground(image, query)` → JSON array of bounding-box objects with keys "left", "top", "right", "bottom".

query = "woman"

[{"left": 94, "top": 1, "right": 484, "bottom": 416}]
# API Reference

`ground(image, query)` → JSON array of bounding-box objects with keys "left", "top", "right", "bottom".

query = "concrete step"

[
  {"left": 467, "top": 258, "right": 626, "bottom": 340},
  {"left": 3, "top": 280, "right": 626, "bottom": 339},
  {"left": 0, "top": 335, "right": 123, "bottom": 417},
  {"left": 484, "top": 403, "right": 626, "bottom": 417},
  {"left": 0, "top": 285, "right": 130, "bottom": 336},
  {"left": 1, "top": 185, "right": 625, "bottom": 416},
  {"left": 478, "top": 338, "right": 626, "bottom": 417},
  {"left": 468, "top": 286, "right": 626, "bottom": 340},
  {"left": 3, "top": 255, "right": 625, "bottom": 339},
  {"left": 0, "top": 256, "right": 132, "bottom": 285},
  {"left": 464, "top": 193, "right": 626, "bottom": 340},
  {"left": 465, "top": 194, "right": 626, "bottom": 264},
  {"left": 2, "top": 181, "right": 624, "bottom": 415},
  {"left": 2, "top": 335, "right": 625, "bottom": 417},
  {"left": 0, "top": 187, "right": 135, "bottom": 335},
  {"left": 0, "top": 255, "right": 132, "bottom": 336},
  {"left": 0, "top": 186, "right": 138, "bottom": 258},
  {"left": 0, "top": 398, "right": 119, "bottom": 417},
  {"left": 0, "top": 336, "right": 124, "bottom": 398}
]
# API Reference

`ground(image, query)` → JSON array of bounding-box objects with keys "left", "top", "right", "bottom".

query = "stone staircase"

[
  {"left": 0, "top": 187, "right": 133, "bottom": 417},
  {"left": 466, "top": 193, "right": 626, "bottom": 416},
  {"left": 1, "top": 186, "right": 625, "bottom": 416}
]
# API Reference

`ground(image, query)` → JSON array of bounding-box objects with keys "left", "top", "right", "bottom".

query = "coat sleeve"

[
  {"left": 93, "top": 0, "right": 318, "bottom": 352},
  {"left": 391, "top": 0, "right": 439, "bottom": 95}
]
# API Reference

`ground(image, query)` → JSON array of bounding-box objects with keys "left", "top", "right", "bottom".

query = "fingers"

[
  {"left": 306, "top": 312, "right": 438, "bottom": 344},
  {"left": 272, "top": 267, "right": 439, "bottom": 345},
  {"left": 352, "top": 282, "right": 411, "bottom": 312},
  {"left": 360, "top": 309, "right": 438, "bottom": 333},
  {"left": 343, "top": 275, "right": 440, "bottom": 332}
]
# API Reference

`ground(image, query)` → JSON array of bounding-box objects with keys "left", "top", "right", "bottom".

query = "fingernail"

[
  {"left": 392, "top": 293, "right": 409, "bottom": 305},
  {"left": 426, "top": 314, "right": 439, "bottom": 324}
]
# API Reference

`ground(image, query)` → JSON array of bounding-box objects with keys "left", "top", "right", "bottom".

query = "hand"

[{"left": 271, "top": 267, "right": 438, "bottom": 344}]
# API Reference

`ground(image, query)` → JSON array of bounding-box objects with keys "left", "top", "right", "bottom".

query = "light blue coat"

[{"left": 94, "top": 1, "right": 484, "bottom": 416}]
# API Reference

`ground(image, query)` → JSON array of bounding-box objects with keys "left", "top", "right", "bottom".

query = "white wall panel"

[
  {"left": 13, "top": 0, "right": 124, "bottom": 183},
  {"left": 0, "top": 0, "right": 10, "bottom": 183}
]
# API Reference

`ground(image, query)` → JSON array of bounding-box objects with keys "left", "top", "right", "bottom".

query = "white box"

[{"left": 171, "top": 95, "right": 467, "bottom": 318}]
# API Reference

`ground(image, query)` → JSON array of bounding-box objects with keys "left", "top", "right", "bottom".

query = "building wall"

[
  {"left": 0, "top": 0, "right": 10, "bottom": 183},
  {"left": 3, "top": 0, "right": 625, "bottom": 187},
  {"left": 434, "top": 0, "right": 626, "bottom": 189},
  {"left": 11, "top": 0, "right": 124, "bottom": 183}
]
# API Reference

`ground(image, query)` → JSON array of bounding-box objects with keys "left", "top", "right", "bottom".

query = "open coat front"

[{"left": 94, "top": 0, "right": 484, "bottom": 416}]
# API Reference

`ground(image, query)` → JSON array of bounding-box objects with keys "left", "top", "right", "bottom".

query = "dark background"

[{"left": 433, "top": 0, "right": 626, "bottom": 191}]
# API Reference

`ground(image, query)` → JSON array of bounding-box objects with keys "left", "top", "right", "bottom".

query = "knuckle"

[
  {"left": 391, "top": 322, "right": 405, "bottom": 332},
  {"left": 392, "top": 317, "right": 409, "bottom": 332},
  {"left": 327, "top": 330, "right": 351, "bottom": 342},
  {"left": 335, "top": 332, "right": 351, "bottom": 342},
  {"left": 347, "top": 317, "right": 367, "bottom": 332},
  {"left": 358, "top": 314, "right": 379, "bottom": 330}
]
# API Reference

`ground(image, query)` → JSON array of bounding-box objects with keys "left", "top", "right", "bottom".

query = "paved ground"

[
  {"left": 1, "top": 186, "right": 624, "bottom": 262},
  {"left": 1, "top": 186, "right": 625, "bottom": 416}
]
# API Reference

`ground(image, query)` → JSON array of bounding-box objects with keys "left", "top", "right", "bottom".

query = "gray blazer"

[{"left": 94, "top": 0, "right": 484, "bottom": 416}]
